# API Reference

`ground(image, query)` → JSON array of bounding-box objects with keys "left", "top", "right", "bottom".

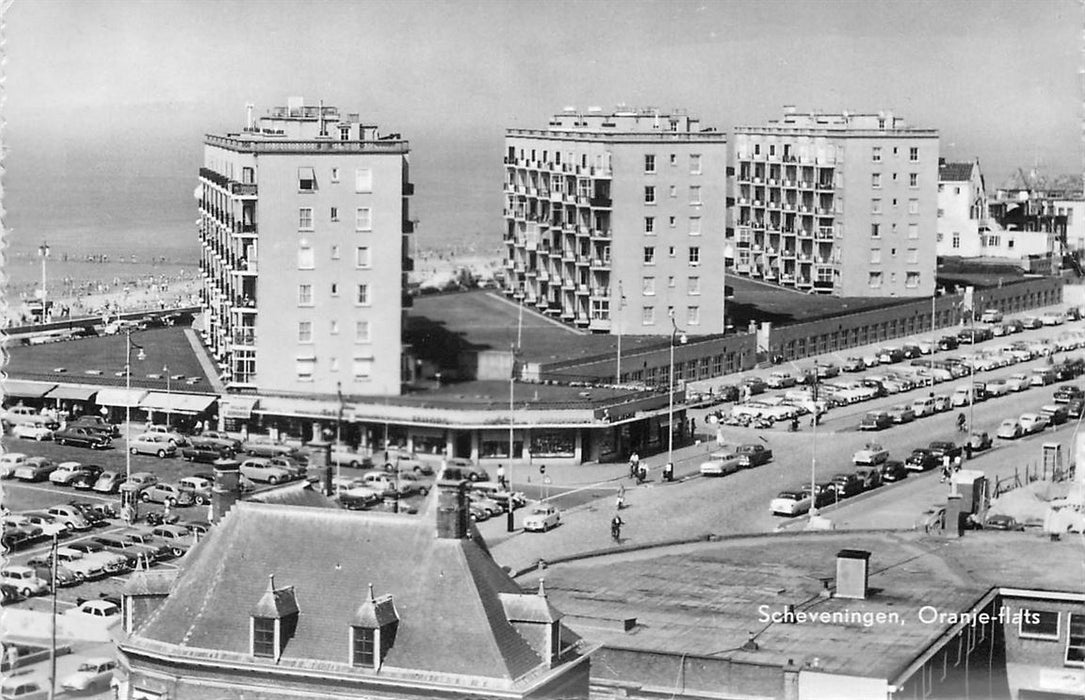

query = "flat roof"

[
  {"left": 725, "top": 276, "right": 905, "bottom": 327},
  {"left": 520, "top": 530, "right": 1082, "bottom": 680}
]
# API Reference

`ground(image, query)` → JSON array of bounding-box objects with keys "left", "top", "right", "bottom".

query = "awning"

[
  {"left": 2, "top": 380, "right": 56, "bottom": 399},
  {"left": 44, "top": 385, "right": 100, "bottom": 402},
  {"left": 140, "top": 392, "right": 217, "bottom": 414},
  {"left": 255, "top": 395, "right": 343, "bottom": 420},
  {"left": 96, "top": 388, "right": 149, "bottom": 408},
  {"left": 221, "top": 396, "right": 259, "bottom": 420}
]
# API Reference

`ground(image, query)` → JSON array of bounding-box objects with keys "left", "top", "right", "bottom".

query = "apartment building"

[
  {"left": 503, "top": 107, "right": 728, "bottom": 336},
  {"left": 198, "top": 97, "right": 412, "bottom": 397},
  {"left": 731, "top": 107, "right": 939, "bottom": 297}
]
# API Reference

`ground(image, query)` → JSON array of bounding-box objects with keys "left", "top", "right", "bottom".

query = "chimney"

[
  {"left": 435, "top": 479, "right": 470, "bottom": 539},
  {"left": 211, "top": 458, "right": 241, "bottom": 523},
  {"left": 245, "top": 102, "right": 254, "bottom": 130},
  {"left": 834, "top": 549, "right": 871, "bottom": 599}
]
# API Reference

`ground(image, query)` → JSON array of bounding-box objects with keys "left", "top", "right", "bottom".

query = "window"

[
  {"left": 937, "top": 232, "right": 944, "bottom": 242},
  {"left": 669, "top": 245, "right": 676, "bottom": 257},
  {"left": 1019, "top": 610, "right": 1060, "bottom": 640},
  {"left": 668, "top": 276, "right": 676, "bottom": 288},
  {"left": 906, "top": 248, "right": 918, "bottom": 263},
  {"left": 872, "top": 147, "right": 882, "bottom": 163},
  {"left": 868, "top": 271, "right": 883, "bottom": 288},
  {"left": 297, "top": 357, "right": 315, "bottom": 381},
  {"left": 299, "top": 207, "right": 314, "bottom": 230},
  {"left": 955, "top": 186, "right": 961, "bottom": 195},
  {"left": 669, "top": 216, "right": 677, "bottom": 228},
  {"left": 252, "top": 617, "right": 276, "bottom": 658},
  {"left": 871, "top": 199, "right": 882, "bottom": 215},
  {"left": 688, "top": 276, "right": 700, "bottom": 295},
  {"left": 642, "top": 277, "right": 655, "bottom": 295},
  {"left": 689, "top": 185, "right": 701, "bottom": 205},
  {"left": 909, "top": 173, "right": 918, "bottom": 188},
  {"left": 331, "top": 245, "right": 341, "bottom": 259},
  {"left": 331, "top": 283, "right": 339, "bottom": 296},
  {"left": 689, "top": 217, "right": 701, "bottom": 235},
  {"left": 356, "top": 321, "right": 371, "bottom": 343},
  {"left": 241, "top": 167, "right": 255, "bottom": 184},
  {"left": 298, "top": 321, "right": 313, "bottom": 343},
  {"left": 909, "top": 147, "right": 919, "bottom": 162},
  {"left": 644, "top": 154, "right": 656, "bottom": 173},
  {"left": 331, "top": 168, "right": 340, "bottom": 182},
  {"left": 298, "top": 245, "right": 314, "bottom": 269},
  {"left": 937, "top": 208, "right": 945, "bottom": 218},
  {"left": 908, "top": 224, "right": 919, "bottom": 239},
  {"left": 688, "top": 246, "right": 700, "bottom": 265},
  {"left": 644, "top": 186, "right": 656, "bottom": 204},
  {"left": 643, "top": 246, "right": 656, "bottom": 264},
  {"left": 872, "top": 173, "right": 882, "bottom": 188},
  {"left": 642, "top": 306, "right": 655, "bottom": 325},
  {"left": 690, "top": 154, "right": 702, "bottom": 174},
  {"left": 688, "top": 306, "right": 700, "bottom": 325},
  {"left": 330, "top": 320, "right": 339, "bottom": 335},
  {"left": 355, "top": 168, "right": 373, "bottom": 193},
  {"left": 669, "top": 185, "right": 678, "bottom": 198},
  {"left": 952, "top": 232, "right": 960, "bottom": 249},
  {"left": 670, "top": 153, "right": 677, "bottom": 165},
  {"left": 987, "top": 235, "right": 1000, "bottom": 247},
  {"left": 644, "top": 217, "right": 655, "bottom": 234},
  {"left": 298, "top": 167, "right": 315, "bottom": 192},
  {"left": 355, "top": 207, "right": 372, "bottom": 231},
  {"left": 870, "top": 248, "right": 882, "bottom": 264},
  {"left": 1067, "top": 612, "right": 1085, "bottom": 666},
  {"left": 905, "top": 271, "right": 920, "bottom": 288},
  {"left": 352, "top": 626, "right": 376, "bottom": 666},
  {"left": 330, "top": 207, "right": 339, "bottom": 222},
  {"left": 908, "top": 199, "right": 919, "bottom": 215},
  {"left": 871, "top": 223, "right": 881, "bottom": 238},
  {"left": 298, "top": 284, "right": 313, "bottom": 306},
  {"left": 356, "top": 246, "right": 371, "bottom": 268},
  {"left": 356, "top": 283, "right": 370, "bottom": 306}
]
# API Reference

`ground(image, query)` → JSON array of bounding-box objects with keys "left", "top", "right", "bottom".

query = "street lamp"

[
  {"left": 667, "top": 310, "right": 688, "bottom": 470},
  {"left": 507, "top": 343, "right": 518, "bottom": 532},
  {"left": 38, "top": 241, "right": 50, "bottom": 324},
  {"left": 124, "top": 329, "right": 146, "bottom": 484},
  {"left": 163, "top": 365, "right": 171, "bottom": 429}
]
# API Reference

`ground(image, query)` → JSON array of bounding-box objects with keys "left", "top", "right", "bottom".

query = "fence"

[{"left": 992, "top": 461, "right": 1076, "bottom": 498}]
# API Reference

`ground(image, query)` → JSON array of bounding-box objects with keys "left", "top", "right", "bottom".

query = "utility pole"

[{"left": 615, "top": 280, "right": 624, "bottom": 384}]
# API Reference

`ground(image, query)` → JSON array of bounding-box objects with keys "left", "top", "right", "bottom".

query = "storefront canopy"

[
  {"left": 95, "top": 388, "right": 149, "bottom": 408},
  {"left": 221, "top": 396, "right": 259, "bottom": 420},
  {"left": 44, "top": 385, "right": 100, "bottom": 402},
  {"left": 2, "top": 380, "right": 56, "bottom": 399},
  {"left": 140, "top": 392, "right": 217, "bottom": 415}
]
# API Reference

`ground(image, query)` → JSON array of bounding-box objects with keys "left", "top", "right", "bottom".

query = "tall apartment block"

[
  {"left": 503, "top": 107, "right": 728, "bottom": 336},
  {"left": 731, "top": 107, "right": 939, "bottom": 297},
  {"left": 198, "top": 97, "right": 412, "bottom": 396}
]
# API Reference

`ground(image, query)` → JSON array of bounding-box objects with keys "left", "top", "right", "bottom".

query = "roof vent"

[
  {"left": 741, "top": 632, "right": 759, "bottom": 651},
  {"left": 835, "top": 549, "right": 871, "bottom": 599}
]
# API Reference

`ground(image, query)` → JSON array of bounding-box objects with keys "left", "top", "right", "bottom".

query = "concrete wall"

[{"left": 1000, "top": 596, "right": 1085, "bottom": 700}]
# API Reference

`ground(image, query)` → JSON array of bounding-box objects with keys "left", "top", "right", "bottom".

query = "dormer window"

[
  {"left": 351, "top": 626, "right": 376, "bottom": 667},
  {"left": 249, "top": 574, "right": 299, "bottom": 662},
  {"left": 350, "top": 583, "right": 399, "bottom": 669},
  {"left": 252, "top": 616, "right": 277, "bottom": 658}
]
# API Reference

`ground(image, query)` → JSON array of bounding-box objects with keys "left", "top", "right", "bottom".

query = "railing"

[{"left": 205, "top": 134, "right": 409, "bottom": 154}]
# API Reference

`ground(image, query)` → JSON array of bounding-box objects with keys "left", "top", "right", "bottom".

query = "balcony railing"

[{"left": 590, "top": 196, "right": 612, "bottom": 208}]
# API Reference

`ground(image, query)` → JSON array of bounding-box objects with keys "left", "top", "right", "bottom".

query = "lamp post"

[
  {"left": 163, "top": 365, "right": 171, "bottom": 429},
  {"left": 667, "top": 311, "right": 688, "bottom": 470},
  {"left": 124, "top": 329, "right": 146, "bottom": 484},
  {"left": 38, "top": 241, "right": 50, "bottom": 324},
  {"left": 809, "top": 360, "right": 821, "bottom": 516},
  {"left": 336, "top": 382, "right": 344, "bottom": 496},
  {"left": 615, "top": 280, "right": 625, "bottom": 384},
  {"left": 507, "top": 343, "right": 517, "bottom": 532}
]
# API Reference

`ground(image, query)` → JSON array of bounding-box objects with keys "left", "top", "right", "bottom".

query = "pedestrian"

[
  {"left": 629, "top": 451, "right": 640, "bottom": 478},
  {"left": 690, "top": 417, "right": 697, "bottom": 437},
  {"left": 616, "top": 485, "right": 626, "bottom": 510},
  {"left": 964, "top": 442, "right": 973, "bottom": 461},
  {"left": 662, "top": 461, "right": 674, "bottom": 482},
  {"left": 496, "top": 463, "right": 506, "bottom": 488}
]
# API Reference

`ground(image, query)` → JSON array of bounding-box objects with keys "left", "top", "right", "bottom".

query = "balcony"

[
  {"left": 816, "top": 227, "right": 834, "bottom": 240},
  {"left": 232, "top": 328, "right": 256, "bottom": 347},
  {"left": 590, "top": 287, "right": 610, "bottom": 299},
  {"left": 576, "top": 283, "right": 590, "bottom": 295},
  {"left": 402, "top": 220, "right": 416, "bottom": 233},
  {"left": 590, "top": 196, "right": 612, "bottom": 208},
  {"left": 590, "top": 258, "right": 610, "bottom": 270},
  {"left": 235, "top": 258, "right": 259, "bottom": 274},
  {"left": 538, "top": 270, "right": 550, "bottom": 282},
  {"left": 589, "top": 318, "right": 612, "bottom": 331}
]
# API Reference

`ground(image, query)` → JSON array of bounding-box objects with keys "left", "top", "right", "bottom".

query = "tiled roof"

[
  {"left": 940, "top": 161, "right": 974, "bottom": 182},
  {"left": 246, "top": 479, "right": 340, "bottom": 509},
  {"left": 125, "top": 500, "right": 557, "bottom": 685},
  {"left": 251, "top": 577, "right": 299, "bottom": 618},
  {"left": 353, "top": 586, "right": 398, "bottom": 628},
  {"left": 500, "top": 582, "right": 562, "bottom": 623},
  {"left": 124, "top": 569, "right": 178, "bottom": 597}
]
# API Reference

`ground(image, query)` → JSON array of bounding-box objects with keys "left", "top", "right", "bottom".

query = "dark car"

[
  {"left": 54, "top": 427, "right": 112, "bottom": 449},
  {"left": 68, "top": 464, "right": 106, "bottom": 490},
  {"left": 968, "top": 432, "right": 993, "bottom": 452},
  {"left": 801, "top": 482, "right": 839, "bottom": 509},
  {"left": 197, "top": 430, "right": 243, "bottom": 451},
  {"left": 937, "top": 335, "right": 959, "bottom": 351},
  {"left": 68, "top": 416, "right": 120, "bottom": 438},
  {"left": 741, "top": 377, "right": 768, "bottom": 396},
  {"left": 902, "top": 344, "right": 922, "bottom": 359},
  {"left": 879, "top": 459, "right": 909, "bottom": 483},
  {"left": 859, "top": 411, "right": 892, "bottom": 431},
  {"left": 815, "top": 364, "right": 840, "bottom": 379},
  {"left": 1041, "top": 404, "right": 1070, "bottom": 426},
  {"left": 905, "top": 449, "right": 939, "bottom": 472},
  {"left": 983, "top": 514, "right": 1025, "bottom": 531},
  {"left": 927, "top": 441, "right": 962, "bottom": 462},
  {"left": 1053, "top": 385, "right": 1083, "bottom": 404},
  {"left": 714, "top": 384, "right": 740, "bottom": 403},
  {"left": 736, "top": 443, "right": 773, "bottom": 467},
  {"left": 830, "top": 473, "right": 864, "bottom": 499},
  {"left": 842, "top": 357, "right": 865, "bottom": 373},
  {"left": 1069, "top": 399, "right": 1085, "bottom": 419},
  {"left": 91, "top": 535, "right": 159, "bottom": 567},
  {"left": 181, "top": 438, "right": 234, "bottom": 463},
  {"left": 859, "top": 379, "right": 888, "bottom": 398},
  {"left": 67, "top": 500, "right": 112, "bottom": 526},
  {"left": 1004, "top": 319, "right": 1024, "bottom": 334},
  {"left": 853, "top": 466, "right": 883, "bottom": 491},
  {"left": 1021, "top": 316, "right": 1043, "bottom": 330}
]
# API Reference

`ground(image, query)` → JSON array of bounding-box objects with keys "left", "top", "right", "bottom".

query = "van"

[
  {"left": 950, "top": 385, "right": 973, "bottom": 407},
  {"left": 910, "top": 396, "right": 936, "bottom": 417},
  {"left": 1030, "top": 367, "right": 1056, "bottom": 387}
]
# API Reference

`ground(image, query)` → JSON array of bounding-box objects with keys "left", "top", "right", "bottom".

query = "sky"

[{"left": 3, "top": 0, "right": 1082, "bottom": 251}]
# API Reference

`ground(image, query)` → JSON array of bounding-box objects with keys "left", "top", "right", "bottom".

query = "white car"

[
  {"left": 1040, "top": 312, "right": 1064, "bottom": 326},
  {"left": 0, "top": 452, "right": 28, "bottom": 479},
  {"left": 1, "top": 565, "right": 49, "bottom": 597},
  {"left": 522, "top": 504, "right": 561, "bottom": 532},
  {"left": 21, "top": 512, "right": 69, "bottom": 537},
  {"left": 53, "top": 547, "right": 109, "bottom": 580},
  {"left": 239, "top": 458, "right": 293, "bottom": 484},
  {"left": 699, "top": 452, "right": 743, "bottom": 477},
  {"left": 129, "top": 432, "right": 177, "bottom": 457},
  {"left": 10, "top": 422, "right": 54, "bottom": 441},
  {"left": 65, "top": 599, "right": 121, "bottom": 618},
  {"left": 985, "top": 379, "right": 1009, "bottom": 397},
  {"left": 1005, "top": 374, "right": 1030, "bottom": 392},
  {"left": 49, "top": 461, "right": 85, "bottom": 485},
  {"left": 60, "top": 657, "right": 117, "bottom": 693},
  {"left": 1019, "top": 412, "right": 1050, "bottom": 434},
  {"left": 145, "top": 424, "right": 188, "bottom": 446},
  {"left": 853, "top": 444, "right": 889, "bottom": 466},
  {"left": 770, "top": 490, "right": 812, "bottom": 517}
]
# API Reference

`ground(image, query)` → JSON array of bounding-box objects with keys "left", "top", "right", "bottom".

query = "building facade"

[
  {"left": 936, "top": 160, "right": 989, "bottom": 257},
  {"left": 198, "top": 97, "right": 412, "bottom": 397},
  {"left": 503, "top": 107, "right": 729, "bottom": 335},
  {"left": 730, "top": 107, "right": 939, "bottom": 297}
]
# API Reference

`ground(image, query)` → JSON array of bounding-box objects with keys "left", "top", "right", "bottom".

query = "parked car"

[
  {"left": 60, "top": 657, "right": 118, "bottom": 693},
  {"left": 522, "top": 503, "right": 561, "bottom": 532},
  {"left": 769, "top": 490, "right": 811, "bottom": 517},
  {"left": 853, "top": 443, "right": 889, "bottom": 466},
  {"left": 65, "top": 541, "right": 131, "bottom": 572},
  {"left": 178, "top": 476, "right": 213, "bottom": 505},
  {"left": 46, "top": 548, "right": 108, "bottom": 581},
  {"left": 197, "top": 430, "right": 243, "bottom": 451},
  {"left": 13, "top": 457, "right": 57, "bottom": 482},
  {"left": 842, "top": 357, "right": 865, "bottom": 372},
  {"left": 0, "top": 674, "right": 49, "bottom": 700},
  {"left": 10, "top": 422, "right": 55, "bottom": 441},
  {"left": 937, "top": 335, "right": 959, "bottom": 351},
  {"left": 829, "top": 473, "right": 864, "bottom": 498},
  {"left": 118, "top": 530, "right": 174, "bottom": 561},
  {"left": 905, "top": 449, "right": 939, "bottom": 472},
  {"left": 765, "top": 372, "right": 796, "bottom": 389},
  {"left": 91, "top": 534, "right": 159, "bottom": 567},
  {"left": 1040, "top": 404, "right": 1070, "bottom": 426},
  {"left": 242, "top": 436, "right": 299, "bottom": 458},
  {"left": 118, "top": 471, "right": 160, "bottom": 496},
  {"left": 1069, "top": 399, "right": 1085, "bottom": 419},
  {"left": 438, "top": 459, "right": 490, "bottom": 482},
  {"left": 910, "top": 396, "right": 937, "bottom": 418},
  {"left": 985, "top": 379, "right": 1010, "bottom": 397},
  {"left": 859, "top": 411, "right": 892, "bottom": 431},
  {"left": 983, "top": 514, "right": 1026, "bottom": 531},
  {"left": 53, "top": 426, "right": 112, "bottom": 449},
  {"left": 69, "top": 415, "right": 120, "bottom": 437},
  {"left": 1021, "top": 316, "right": 1043, "bottom": 330},
  {"left": 699, "top": 451, "right": 743, "bottom": 477},
  {"left": 736, "top": 443, "right": 773, "bottom": 467},
  {"left": 23, "top": 559, "right": 79, "bottom": 589},
  {"left": 1019, "top": 412, "right": 1050, "bottom": 434},
  {"left": 0, "top": 452, "right": 29, "bottom": 479},
  {"left": 269, "top": 455, "right": 309, "bottom": 479},
  {"left": 128, "top": 432, "right": 177, "bottom": 457},
  {"left": 803, "top": 482, "right": 840, "bottom": 509},
  {"left": 1040, "top": 312, "right": 1064, "bottom": 326},
  {"left": 140, "top": 482, "right": 195, "bottom": 506},
  {"left": 144, "top": 424, "right": 188, "bottom": 446},
  {"left": 150, "top": 524, "right": 198, "bottom": 557},
  {"left": 45, "top": 504, "right": 92, "bottom": 531},
  {"left": 1, "top": 565, "right": 49, "bottom": 597},
  {"left": 997, "top": 419, "right": 1023, "bottom": 440},
  {"left": 67, "top": 500, "right": 115, "bottom": 525},
  {"left": 91, "top": 470, "right": 123, "bottom": 494},
  {"left": 65, "top": 598, "right": 122, "bottom": 618},
  {"left": 239, "top": 458, "right": 293, "bottom": 485},
  {"left": 879, "top": 460, "right": 909, "bottom": 483},
  {"left": 928, "top": 441, "right": 962, "bottom": 462},
  {"left": 969, "top": 432, "right": 993, "bottom": 451},
  {"left": 181, "top": 437, "right": 234, "bottom": 463},
  {"left": 20, "top": 511, "right": 69, "bottom": 538},
  {"left": 50, "top": 461, "right": 87, "bottom": 486},
  {"left": 2, "top": 404, "right": 58, "bottom": 428},
  {"left": 1053, "top": 385, "right": 1083, "bottom": 404},
  {"left": 1005, "top": 374, "right": 1031, "bottom": 392},
  {"left": 887, "top": 405, "right": 916, "bottom": 424},
  {"left": 980, "top": 309, "right": 1003, "bottom": 323}
]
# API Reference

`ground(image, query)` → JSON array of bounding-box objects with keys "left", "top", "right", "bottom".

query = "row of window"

[
  {"left": 644, "top": 246, "right": 700, "bottom": 265},
  {"left": 297, "top": 281, "right": 371, "bottom": 306},
  {"left": 645, "top": 216, "right": 701, "bottom": 234},
  {"left": 295, "top": 356, "right": 373, "bottom": 382},
  {"left": 298, "top": 167, "right": 374, "bottom": 193},
  {"left": 299, "top": 207, "right": 371, "bottom": 232},
  {"left": 872, "top": 146, "right": 920, "bottom": 163},
  {"left": 868, "top": 271, "right": 921, "bottom": 288},
  {"left": 642, "top": 276, "right": 701, "bottom": 296},
  {"left": 642, "top": 305, "right": 700, "bottom": 326},
  {"left": 644, "top": 153, "right": 702, "bottom": 174},
  {"left": 869, "top": 248, "right": 920, "bottom": 264},
  {"left": 938, "top": 232, "right": 1014, "bottom": 250},
  {"left": 1019, "top": 609, "right": 1084, "bottom": 667},
  {"left": 645, "top": 185, "right": 702, "bottom": 205},
  {"left": 512, "top": 147, "right": 609, "bottom": 171},
  {"left": 871, "top": 198, "right": 921, "bottom": 215},
  {"left": 871, "top": 223, "right": 921, "bottom": 239},
  {"left": 298, "top": 243, "right": 379, "bottom": 270},
  {"left": 298, "top": 319, "right": 371, "bottom": 343},
  {"left": 871, "top": 172, "right": 920, "bottom": 188}
]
